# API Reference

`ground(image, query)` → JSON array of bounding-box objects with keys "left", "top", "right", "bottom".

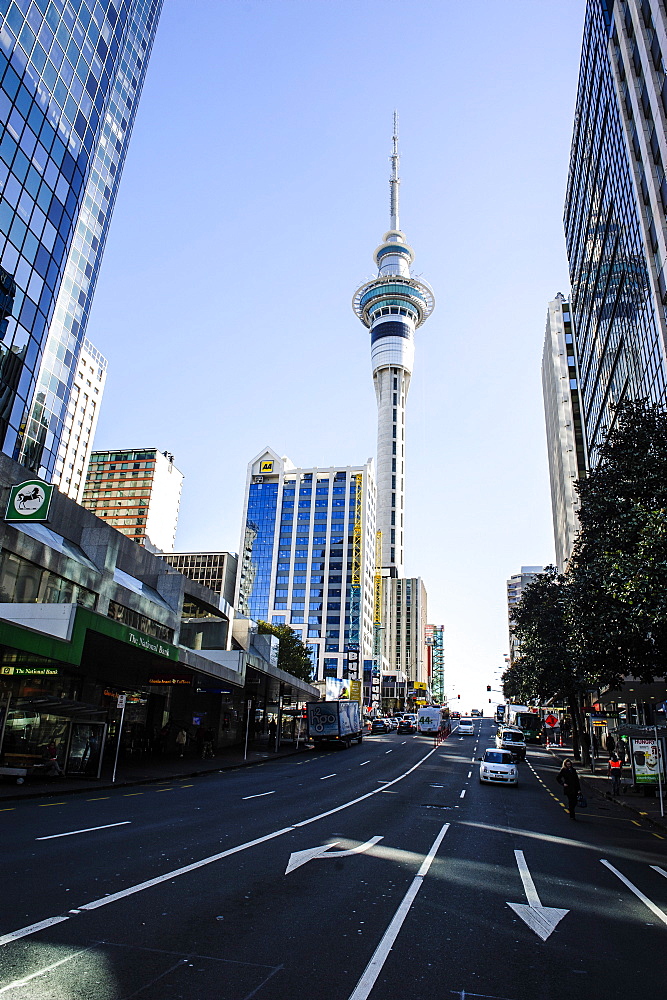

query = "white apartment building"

[
  {"left": 542, "top": 294, "right": 587, "bottom": 571},
  {"left": 81, "top": 448, "right": 183, "bottom": 552},
  {"left": 52, "top": 339, "right": 107, "bottom": 502},
  {"left": 507, "top": 566, "right": 544, "bottom": 663}
]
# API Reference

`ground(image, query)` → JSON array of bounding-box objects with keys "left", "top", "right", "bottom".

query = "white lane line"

[
  {"left": 0, "top": 916, "right": 69, "bottom": 948},
  {"left": 1, "top": 747, "right": 439, "bottom": 946},
  {"left": 242, "top": 791, "right": 276, "bottom": 800},
  {"left": 385, "top": 750, "right": 393, "bottom": 754},
  {"left": 0, "top": 946, "right": 93, "bottom": 994},
  {"left": 320, "top": 774, "right": 336, "bottom": 780},
  {"left": 359, "top": 761, "right": 371, "bottom": 766},
  {"left": 468, "top": 771, "right": 472, "bottom": 778},
  {"left": 652, "top": 865, "right": 667, "bottom": 879},
  {"left": 460, "top": 789, "right": 466, "bottom": 799},
  {"left": 401, "top": 741, "right": 407, "bottom": 744},
  {"left": 348, "top": 823, "right": 450, "bottom": 1000},
  {"left": 79, "top": 827, "right": 295, "bottom": 913},
  {"left": 601, "top": 861, "right": 667, "bottom": 926},
  {"left": 36, "top": 821, "right": 131, "bottom": 841}
]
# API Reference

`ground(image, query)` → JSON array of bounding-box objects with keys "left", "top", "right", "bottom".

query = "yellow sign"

[
  {"left": 414, "top": 681, "right": 427, "bottom": 690},
  {"left": 350, "top": 679, "right": 362, "bottom": 704},
  {"left": 260, "top": 460, "right": 274, "bottom": 474}
]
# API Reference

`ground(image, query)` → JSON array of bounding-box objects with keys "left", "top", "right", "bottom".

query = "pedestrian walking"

[
  {"left": 557, "top": 758, "right": 581, "bottom": 820},
  {"left": 608, "top": 752, "right": 622, "bottom": 795},
  {"left": 606, "top": 733, "right": 616, "bottom": 755},
  {"left": 268, "top": 718, "right": 277, "bottom": 749},
  {"left": 175, "top": 727, "right": 187, "bottom": 758}
]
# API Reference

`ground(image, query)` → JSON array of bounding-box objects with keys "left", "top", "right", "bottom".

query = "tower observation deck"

[{"left": 352, "top": 114, "right": 435, "bottom": 577}]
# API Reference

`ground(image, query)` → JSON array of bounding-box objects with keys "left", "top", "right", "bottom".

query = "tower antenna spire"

[{"left": 390, "top": 110, "right": 400, "bottom": 231}]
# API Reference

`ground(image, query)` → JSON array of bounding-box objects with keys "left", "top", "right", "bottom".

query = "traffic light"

[
  {"left": 488, "top": 698, "right": 491, "bottom": 703},
  {"left": 457, "top": 694, "right": 460, "bottom": 699},
  {"left": 486, "top": 685, "right": 491, "bottom": 691}
]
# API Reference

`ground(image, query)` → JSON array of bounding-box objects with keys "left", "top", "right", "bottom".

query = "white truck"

[
  {"left": 307, "top": 701, "right": 363, "bottom": 748},
  {"left": 417, "top": 706, "right": 450, "bottom": 735}
]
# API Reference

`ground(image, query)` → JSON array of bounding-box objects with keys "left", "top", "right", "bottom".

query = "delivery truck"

[{"left": 306, "top": 701, "right": 363, "bottom": 748}]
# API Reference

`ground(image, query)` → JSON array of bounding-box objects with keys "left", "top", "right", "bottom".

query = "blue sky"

[{"left": 87, "top": 0, "right": 585, "bottom": 709}]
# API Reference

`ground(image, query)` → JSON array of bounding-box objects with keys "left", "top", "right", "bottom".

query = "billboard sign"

[{"left": 631, "top": 737, "right": 665, "bottom": 784}]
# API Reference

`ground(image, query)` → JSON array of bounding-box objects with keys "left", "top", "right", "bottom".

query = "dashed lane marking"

[
  {"left": 460, "top": 790, "right": 466, "bottom": 799},
  {"left": 242, "top": 791, "right": 275, "bottom": 800},
  {"left": 36, "top": 821, "right": 131, "bottom": 841},
  {"left": 320, "top": 774, "right": 336, "bottom": 780},
  {"left": 155, "top": 788, "right": 174, "bottom": 792},
  {"left": 38, "top": 802, "right": 67, "bottom": 807},
  {"left": 359, "top": 761, "right": 370, "bottom": 766},
  {"left": 123, "top": 793, "right": 143, "bottom": 797},
  {"left": 85, "top": 797, "right": 109, "bottom": 802}
]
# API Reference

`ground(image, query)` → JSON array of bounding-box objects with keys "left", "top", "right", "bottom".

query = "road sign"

[
  {"left": 117, "top": 694, "right": 127, "bottom": 709},
  {"left": 545, "top": 714, "right": 558, "bottom": 728}
]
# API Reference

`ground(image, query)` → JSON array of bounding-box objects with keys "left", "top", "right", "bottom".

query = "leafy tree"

[
  {"left": 568, "top": 399, "right": 667, "bottom": 686},
  {"left": 504, "top": 566, "right": 586, "bottom": 759},
  {"left": 257, "top": 621, "right": 313, "bottom": 682}
]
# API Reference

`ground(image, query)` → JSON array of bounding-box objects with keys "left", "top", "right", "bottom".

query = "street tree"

[{"left": 257, "top": 621, "right": 313, "bottom": 681}]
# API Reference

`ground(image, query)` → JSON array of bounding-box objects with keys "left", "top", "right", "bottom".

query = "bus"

[
  {"left": 495, "top": 704, "right": 506, "bottom": 725},
  {"left": 511, "top": 710, "right": 543, "bottom": 744}
]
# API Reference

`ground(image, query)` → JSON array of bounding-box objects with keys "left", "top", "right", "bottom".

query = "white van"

[{"left": 458, "top": 718, "right": 475, "bottom": 735}]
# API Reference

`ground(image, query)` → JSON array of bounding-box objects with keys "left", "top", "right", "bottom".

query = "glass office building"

[
  {"left": 0, "top": 0, "right": 162, "bottom": 479},
  {"left": 235, "top": 449, "right": 376, "bottom": 682},
  {"left": 564, "top": 0, "right": 667, "bottom": 465}
]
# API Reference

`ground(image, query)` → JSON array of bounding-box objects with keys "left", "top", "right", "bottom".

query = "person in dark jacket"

[{"left": 557, "top": 758, "right": 581, "bottom": 820}]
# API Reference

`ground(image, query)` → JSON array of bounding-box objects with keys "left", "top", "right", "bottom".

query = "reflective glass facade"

[
  {"left": 236, "top": 454, "right": 376, "bottom": 682},
  {"left": 564, "top": 0, "right": 667, "bottom": 465},
  {"left": 0, "top": 0, "right": 161, "bottom": 478}
]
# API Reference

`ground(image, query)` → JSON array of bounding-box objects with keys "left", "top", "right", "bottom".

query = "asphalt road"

[{"left": 1, "top": 719, "right": 666, "bottom": 999}]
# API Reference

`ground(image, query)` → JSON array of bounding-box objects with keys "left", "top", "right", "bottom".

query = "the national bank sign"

[{"left": 124, "top": 625, "right": 179, "bottom": 661}]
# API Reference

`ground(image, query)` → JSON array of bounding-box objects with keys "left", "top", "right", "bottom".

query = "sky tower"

[{"left": 353, "top": 115, "right": 435, "bottom": 577}]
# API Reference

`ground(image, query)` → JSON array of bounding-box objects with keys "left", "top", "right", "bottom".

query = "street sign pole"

[
  {"left": 111, "top": 694, "right": 127, "bottom": 784},
  {"left": 244, "top": 699, "right": 252, "bottom": 761},
  {"left": 655, "top": 725, "right": 664, "bottom": 818}
]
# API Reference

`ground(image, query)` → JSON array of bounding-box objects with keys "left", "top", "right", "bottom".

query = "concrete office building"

[
  {"left": 81, "top": 447, "right": 182, "bottom": 552},
  {"left": 161, "top": 551, "right": 237, "bottom": 606},
  {"left": 52, "top": 337, "right": 106, "bottom": 502},
  {"left": 542, "top": 294, "right": 587, "bottom": 571},
  {"left": 0, "top": 450, "right": 318, "bottom": 776},
  {"left": 235, "top": 448, "right": 376, "bottom": 683},
  {"left": 0, "top": 2, "right": 162, "bottom": 479},
  {"left": 507, "top": 566, "right": 544, "bottom": 663},
  {"left": 565, "top": 0, "right": 667, "bottom": 466}
]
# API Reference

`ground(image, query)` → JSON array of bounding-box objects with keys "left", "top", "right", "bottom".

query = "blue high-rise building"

[
  {"left": 0, "top": 0, "right": 162, "bottom": 480},
  {"left": 235, "top": 448, "right": 376, "bottom": 683}
]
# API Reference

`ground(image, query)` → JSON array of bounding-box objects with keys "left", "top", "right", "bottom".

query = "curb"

[{"left": 0, "top": 744, "right": 311, "bottom": 803}]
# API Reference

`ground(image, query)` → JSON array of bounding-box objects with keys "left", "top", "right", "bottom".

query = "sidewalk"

[
  {"left": 545, "top": 740, "right": 667, "bottom": 834},
  {"left": 0, "top": 737, "right": 312, "bottom": 802}
]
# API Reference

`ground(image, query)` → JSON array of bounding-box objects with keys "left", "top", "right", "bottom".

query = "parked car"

[
  {"left": 495, "top": 727, "right": 527, "bottom": 760},
  {"left": 478, "top": 748, "right": 518, "bottom": 786},
  {"left": 371, "top": 719, "right": 390, "bottom": 734},
  {"left": 458, "top": 718, "right": 475, "bottom": 735}
]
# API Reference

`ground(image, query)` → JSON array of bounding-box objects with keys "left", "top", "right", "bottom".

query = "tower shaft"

[{"left": 352, "top": 118, "right": 435, "bottom": 577}]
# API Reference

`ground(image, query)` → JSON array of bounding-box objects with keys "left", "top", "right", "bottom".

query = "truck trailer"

[{"left": 306, "top": 701, "right": 363, "bottom": 748}]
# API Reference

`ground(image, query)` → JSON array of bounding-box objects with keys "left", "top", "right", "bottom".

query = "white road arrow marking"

[
  {"left": 285, "top": 836, "right": 383, "bottom": 875},
  {"left": 506, "top": 849, "right": 569, "bottom": 941}
]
